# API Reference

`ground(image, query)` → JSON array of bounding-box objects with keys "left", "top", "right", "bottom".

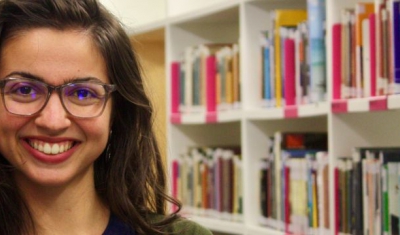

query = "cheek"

[
  {"left": 0, "top": 113, "right": 28, "bottom": 157},
  {"left": 80, "top": 109, "right": 112, "bottom": 148}
]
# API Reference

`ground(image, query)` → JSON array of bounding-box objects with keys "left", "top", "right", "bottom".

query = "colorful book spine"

[
  {"left": 355, "top": 2, "right": 374, "bottom": 98},
  {"left": 284, "top": 35, "right": 296, "bottom": 106},
  {"left": 393, "top": 1, "right": 400, "bottom": 93},
  {"left": 171, "top": 62, "right": 181, "bottom": 114},
  {"left": 332, "top": 24, "right": 342, "bottom": 100},
  {"left": 308, "top": 0, "right": 326, "bottom": 102},
  {"left": 273, "top": 10, "right": 307, "bottom": 107},
  {"left": 206, "top": 56, "right": 217, "bottom": 113},
  {"left": 263, "top": 33, "right": 272, "bottom": 105}
]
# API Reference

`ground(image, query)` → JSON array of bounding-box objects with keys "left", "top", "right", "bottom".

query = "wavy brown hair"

[{"left": 0, "top": 0, "right": 181, "bottom": 234}]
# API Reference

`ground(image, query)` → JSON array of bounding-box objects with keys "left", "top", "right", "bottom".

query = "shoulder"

[
  {"left": 148, "top": 214, "right": 213, "bottom": 235},
  {"left": 169, "top": 217, "right": 213, "bottom": 235}
]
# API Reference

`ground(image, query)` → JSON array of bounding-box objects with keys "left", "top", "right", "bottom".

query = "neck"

[{"left": 14, "top": 168, "right": 110, "bottom": 235}]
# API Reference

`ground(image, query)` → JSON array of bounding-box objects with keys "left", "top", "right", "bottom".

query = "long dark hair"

[{"left": 0, "top": 0, "right": 181, "bottom": 234}]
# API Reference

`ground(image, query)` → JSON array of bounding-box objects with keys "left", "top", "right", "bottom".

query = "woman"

[{"left": 0, "top": 0, "right": 212, "bottom": 234}]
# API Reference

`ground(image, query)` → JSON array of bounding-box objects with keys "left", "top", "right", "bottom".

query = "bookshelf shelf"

[
  {"left": 245, "top": 102, "right": 328, "bottom": 120},
  {"left": 171, "top": 110, "right": 243, "bottom": 124},
  {"left": 125, "top": 0, "right": 400, "bottom": 234},
  {"left": 246, "top": 225, "right": 285, "bottom": 235},
  {"left": 387, "top": 94, "right": 400, "bottom": 109}
]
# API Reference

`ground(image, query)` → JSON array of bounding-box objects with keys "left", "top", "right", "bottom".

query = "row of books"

[
  {"left": 332, "top": 1, "right": 400, "bottom": 100},
  {"left": 171, "top": 146, "right": 243, "bottom": 221},
  {"left": 335, "top": 147, "right": 400, "bottom": 235},
  {"left": 258, "top": 131, "right": 330, "bottom": 234},
  {"left": 260, "top": 0, "right": 327, "bottom": 108},
  {"left": 170, "top": 43, "right": 240, "bottom": 115}
]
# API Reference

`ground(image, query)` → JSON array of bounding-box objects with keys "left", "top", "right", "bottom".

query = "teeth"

[{"left": 29, "top": 140, "right": 73, "bottom": 155}]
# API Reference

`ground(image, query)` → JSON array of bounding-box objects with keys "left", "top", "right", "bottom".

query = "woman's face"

[{"left": 0, "top": 28, "right": 112, "bottom": 187}]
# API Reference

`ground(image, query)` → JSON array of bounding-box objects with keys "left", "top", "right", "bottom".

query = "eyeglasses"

[{"left": 0, "top": 77, "right": 116, "bottom": 118}]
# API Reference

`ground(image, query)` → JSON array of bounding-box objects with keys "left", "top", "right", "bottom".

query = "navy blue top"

[{"left": 103, "top": 214, "right": 136, "bottom": 235}]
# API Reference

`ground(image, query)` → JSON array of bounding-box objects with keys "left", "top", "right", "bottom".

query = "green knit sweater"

[{"left": 150, "top": 214, "right": 213, "bottom": 235}]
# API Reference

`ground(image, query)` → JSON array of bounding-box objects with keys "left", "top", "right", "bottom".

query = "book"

[
  {"left": 341, "top": 9, "right": 355, "bottom": 99},
  {"left": 388, "top": 162, "right": 399, "bottom": 235},
  {"left": 308, "top": 0, "right": 326, "bottom": 102},
  {"left": 284, "top": 32, "right": 296, "bottom": 106},
  {"left": 299, "top": 23, "right": 310, "bottom": 104},
  {"left": 392, "top": 0, "right": 400, "bottom": 93},
  {"left": 332, "top": 23, "right": 342, "bottom": 100},
  {"left": 317, "top": 151, "right": 330, "bottom": 233},
  {"left": 369, "top": 13, "right": 377, "bottom": 97},
  {"left": 183, "top": 46, "right": 194, "bottom": 113},
  {"left": 232, "top": 44, "right": 240, "bottom": 109},
  {"left": 362, "top": 17, "right": 371, "bottom": 98},
  {"left": 280, "top": 132, "right": 328, "bottom": 150},
  {"left": 273, "top": 10, "right": 307, "bottom": 107},
  {"left": 260, "top": 31, "right": 273, "bottom": 107},
  {"left": 378, "top": 4, "right": 389, "bottom": 95},
  {"left": 171, "top": 62, "right": 181, "bottom": 114},
  {"left": 206, "top": 56, "right": 217, "bottom": 113},
  {"left": 355, "top": 2, "right": 374, "bottom": 98}
]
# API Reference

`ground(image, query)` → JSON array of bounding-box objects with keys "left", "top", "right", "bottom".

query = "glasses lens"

[
  {"left": 3, "top": 79, "right": 47, "bottom": 115},
  {"left": 62, "top": 83, "right": 107, "bottom": 117}
]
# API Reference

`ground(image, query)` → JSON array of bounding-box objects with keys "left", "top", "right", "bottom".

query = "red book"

[
  {"left": 332, "top": 24, "right": 342, "bottom": 100},
  {"left": 206, "top": 56, "right": 217, "bottom": 113},
  {"left": 171, "top": 62, "right": 180, "bottom": 114},
  {"left": 284, "top": 37, "right": 296, "bottom": 106}
]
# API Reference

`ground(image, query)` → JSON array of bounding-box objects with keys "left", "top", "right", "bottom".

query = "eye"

[
  {"left": 64, "top": 83, "right": 105, "bottom": 106},
  {"left": 11, "top": 84, "right": 38, "bottom": 95},
  {"left": 3, "top": 80, "right": 47, "bottom": 103},
  {"left": 73, "top": 89, "right": 96, "bottom": 100}
]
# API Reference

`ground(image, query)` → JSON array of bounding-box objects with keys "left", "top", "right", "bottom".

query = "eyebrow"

[{"left": 3, "top": 71, "right": 105, "bottom": 84}]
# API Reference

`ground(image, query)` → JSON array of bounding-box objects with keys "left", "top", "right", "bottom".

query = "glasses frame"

[{"left": 0, "top": 77, "right": 117, "bottom": 118}]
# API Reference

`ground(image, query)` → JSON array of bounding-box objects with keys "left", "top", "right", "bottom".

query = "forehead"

[{"left": 0, "top": 28, "right": 108, "bottom": 84}]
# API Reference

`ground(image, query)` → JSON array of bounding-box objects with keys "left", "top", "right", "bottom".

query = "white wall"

[
  {"left": 167, "top": 0, "right": 228, "bottom": 17},
  {"left": 99, "top": 0, "right": 166, "bottom": 28}
]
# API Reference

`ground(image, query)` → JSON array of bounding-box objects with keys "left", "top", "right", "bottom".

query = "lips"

[
  {"left": 22, "top": 138, "right": 78, "bottom": 164},
  {"left": 28, "top": 139, "right": 74, "bottom": 155}
]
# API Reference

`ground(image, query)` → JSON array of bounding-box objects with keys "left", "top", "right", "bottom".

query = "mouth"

[{"left": 27, "top": 139, "right": 75, "bottom": 155}]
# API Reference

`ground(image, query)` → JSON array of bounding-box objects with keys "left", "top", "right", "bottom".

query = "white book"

[{"left": 362, "top": 17, "right": 371, "bottom": 97}]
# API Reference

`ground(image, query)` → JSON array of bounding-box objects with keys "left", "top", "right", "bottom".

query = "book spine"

[
  {"left": 334, "top": 167, "right": 339, "bottom": 235},
  {"left": 264, "top": 38, "right": 272, "bottom": 104},
  {"left": 284, "top": 36, "right": 296, "bottom": 106},
  {"left": 362, "top": 17, "right": 371, "bottom": 98},
  {"left": 332, "top": 24, "right": 342, "bottom": 100},
  {"left": 171, "top": 62, "right": 181, "bottom": 114},
  {"left": 370, "top": 13, "right": 377, "bottom": 97},
  {"left": 393, "top": 1, "right": 400, "bottom": 93},
  {"left": 184, "top": 47, "right": 193, "bottom": 112},
  {"left": 206, "top": 56, "right": 217, "bottom": 113},
  {"left": 308, "top": 0, "right": 326, "bottom": 102},
  {"left": 232, "top": 44, "right": 240, "bottom": 108}
]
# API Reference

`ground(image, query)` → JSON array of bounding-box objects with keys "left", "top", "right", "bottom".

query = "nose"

[{"left": 34, "top": 92, "right": 71, "bottom": 133}]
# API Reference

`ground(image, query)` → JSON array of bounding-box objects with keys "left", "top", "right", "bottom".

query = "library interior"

[{"left": 107, "top": 0, "right": 400, "bottom": 234}]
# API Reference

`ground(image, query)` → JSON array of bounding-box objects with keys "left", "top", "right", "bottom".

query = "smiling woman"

[{"left": 0, "top": 0, "right": 212, "bottom": 235}]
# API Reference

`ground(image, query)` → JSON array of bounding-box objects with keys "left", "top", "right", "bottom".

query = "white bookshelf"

[{"left": 125, "top": 0, "right": 400, "bottom": 234}]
